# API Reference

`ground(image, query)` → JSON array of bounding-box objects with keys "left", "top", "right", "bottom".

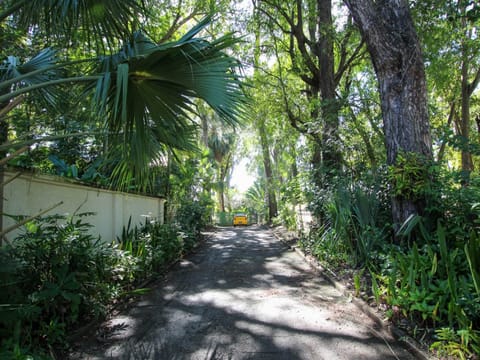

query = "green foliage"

[
  {"left": 245, "top": 181, "right": 267, "bottom": 222},
  {"left": 302, "top": 174, "right": 388, "bottom": 268},
  {"left": 298, "top": 223, "right": 349, "bottom": 269},
  {"left": 353, "top": 270, "right": 363, "bottom": 297},
  {"left": 176, "top": 200, "right": 210, "bottom": 236},
  {"left": 115, "top": 219, "right": 185, "bottom": 284},
  {"left": 48, "top": 154, "right": 79, "bottom": 178},
  {"left": 387, "top": 152, "right": 433, "bottom": 201},
  {"left": 303, "top": 165, "right": 480, "bottom": 357},
  {"left": 277, "top": 205, "right": 298, "bottom": 230},
  {"left": 277, "top": 177, "right": 303, "bottom": 230},
  {"left": 2, "top": 2, "right": 247, "bottom": 193},
  {"left": 431, "top": 327, "right": 480, "bottom": 360},
  {"left": 94, "top": 19, "right": 247, "bottom": 191},
  {"left": 465, "top": 231, "right": 480, "bottom": 297},
  {"left": 373, "top": 220, "right": 480, "bottom": 357},
  {"left": 0, "top": 214, "right": 119, "bottom": 355},
  {"left": 0, "top": 209, "right": 204, "bottom": 357},
  {"left": 380, "top": 241, "right": 470, "bottom": 327}
]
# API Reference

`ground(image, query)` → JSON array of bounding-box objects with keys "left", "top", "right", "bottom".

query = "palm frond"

[
  {"left": 94, "top": 18, "right": 248, "bottom": 190},
  {"left": 246, "top": 181, "right": 265, "bottom": 203},
  {"left": 1, "top": 0, "right": 146, "bottom": 48},
  {"left": 0, "top": 48, "right": 63, "bottom": 107}
]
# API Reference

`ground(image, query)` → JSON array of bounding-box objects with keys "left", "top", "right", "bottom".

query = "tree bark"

[
  {"left": 253, "top": 4, "right": 278, "bottom": 223},
  {"left": 317, "top": 0, "right": 342, "bottom": 170},
  {"left": 344, "top": 0, "right": 433, "bottom": 233},
  {"left": 460, "top": 56, "right": 473, "bottom": 175},
  {"left": 258, "top": 116, "right": 278, "bottom": 222}
]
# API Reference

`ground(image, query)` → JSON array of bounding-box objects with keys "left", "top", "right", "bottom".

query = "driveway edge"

[{"left": 270, "top": 226, "right": 435, "bottom": 360}]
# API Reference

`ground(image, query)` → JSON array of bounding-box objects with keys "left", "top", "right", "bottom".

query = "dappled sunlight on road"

[{"left": 70, "top": 226, "right": 416, "bottom": 360}]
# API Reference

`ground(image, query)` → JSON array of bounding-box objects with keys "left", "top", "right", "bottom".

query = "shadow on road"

[{"left": 70, "top": 226, "right": 415, "bottom": 360}]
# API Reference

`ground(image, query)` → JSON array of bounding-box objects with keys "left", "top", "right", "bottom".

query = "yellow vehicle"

[{"left": 233, "top": 213, "right": 248, "bottom": 226}]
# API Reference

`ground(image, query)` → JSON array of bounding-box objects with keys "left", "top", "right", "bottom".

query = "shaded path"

[{"left": 71, "top": 226, "right": 417, "bottom": 359}]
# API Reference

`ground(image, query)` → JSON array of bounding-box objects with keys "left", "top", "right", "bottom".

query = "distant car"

[{"left": 233, "top": 213, "right": 248, "bottom": 226}]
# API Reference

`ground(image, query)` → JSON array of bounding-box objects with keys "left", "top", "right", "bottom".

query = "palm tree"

[
  {"left": 245, "top": 180, "right": 267, "bottom": 223},
  {"left": 0, "top": 0, "right": 247, "bottom": 190},
  {"left": 208, "top": 131, "right": 235, "bottom": 212}
]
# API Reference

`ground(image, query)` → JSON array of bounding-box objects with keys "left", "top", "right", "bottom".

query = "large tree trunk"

[{"left": 344, "top": 0, "right": 433, "bottom": 233}]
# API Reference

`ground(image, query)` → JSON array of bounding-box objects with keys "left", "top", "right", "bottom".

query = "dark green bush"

[
  {"left": 175, "top": 199, "right": 210, "bottom": 251},
  {"left": 303, "top": 166, "right": 480, "bottom": 357},
  {"left": 0, "top": 214, "right": 121, "bottom": 357},
  {"left": 0, "top": 211, "right": 202, "bottom": 358}
]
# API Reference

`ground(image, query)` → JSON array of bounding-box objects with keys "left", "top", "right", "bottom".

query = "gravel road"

[{"left": 70, "top": 226, "right": 418, "bottom": 360}]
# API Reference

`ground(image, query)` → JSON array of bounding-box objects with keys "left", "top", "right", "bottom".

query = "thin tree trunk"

[
  {"left": 317, "top": 0, "right": 342, "bottom": 170},
  {"left": 253, "top": 4, "right": 278, "bottom": 223},
  {"left": 258, "top": 117, "right": 278, "bottom": 222},
  {"left": 437, "top": 102, "right": 455, "bottom": 163},
  {"left": 217, "top": 179, "right": 226, "bottom": 212},
  {"left": 200, "top": 113, "right": 209, "bottom": 148},
  {"left": 344, "top": 0, "right": 433, "bottom": 235},
  {"left": 461, "top": 36, "right": 474, "bottom": 176},
  {"left": 350, "top": 107, "right": 377, "bottom": 169}
]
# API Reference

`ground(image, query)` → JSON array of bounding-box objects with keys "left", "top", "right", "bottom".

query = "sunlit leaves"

[
  {"left": 1, "top": 0, "right": 146, "bottom": 49},
  {"left": 93, "top": 18, "right": 247, "bottom": 190}
]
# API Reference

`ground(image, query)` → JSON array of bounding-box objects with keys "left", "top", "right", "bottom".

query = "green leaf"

[
  {"left": 93, "top": 19, "right": 248, "bottom": 191},
  {"left": 465, "top": 231, "right": 480, "bottom": 297}
]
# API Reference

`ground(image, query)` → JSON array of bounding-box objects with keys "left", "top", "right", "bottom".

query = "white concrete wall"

[{"left": 2, "top": 170, "right": 165, "bottom": 243}]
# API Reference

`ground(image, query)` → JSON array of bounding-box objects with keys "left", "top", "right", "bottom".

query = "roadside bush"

[
  {"left": 301, "top": 171, "right": 390, "bottom": 268},
  {"left": 0, "top": 210, "right": 204, "bottom": 358},
  {"left": 303, "top": 166, "right": 480, "bottom": 358},
  {"left": 175, "top": 198, "right": 211, "bottom": 251},
  {"left": 0, "top": 214, "right": 121, "bottom": 357}
]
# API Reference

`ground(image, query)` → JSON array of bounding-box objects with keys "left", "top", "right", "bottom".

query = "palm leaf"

[
  {"left": 1, "top": 0, "right": 146, "bottom": 48},
  {"left": 94, "top": 18, "right": 248, "bottom": 190},
  {"left": 246, "top": 182, "right": 265, "bottom": 203},
  {"left": 0, "top": 48, "right": 64, "bottom": 108}
]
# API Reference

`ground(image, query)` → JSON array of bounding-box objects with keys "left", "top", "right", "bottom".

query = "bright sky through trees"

[{"left": 230, "top": 158, "right": 255, "bottom": 193}]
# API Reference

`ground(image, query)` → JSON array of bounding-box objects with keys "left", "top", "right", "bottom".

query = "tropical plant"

[
  {"left": 0, "top": 214, "right": 122, "bottom": 356},
  {"left": 1, "top": 1, "right": 247, "bottom": 191},
  {"left": 431, "top": 326, "right": 480, "bottom": 360},
  {"left": 245, "top": 180, "right": 267, "bottom": 223},
  {"left": 0, "top": 207, "right": 207, "bottom": 357}
]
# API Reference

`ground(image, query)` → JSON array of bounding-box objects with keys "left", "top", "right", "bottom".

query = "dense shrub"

[
  {"left": 301, "top": 166, "right": 480, "bottom": 358},
  {"left": 175, "top": 198, "right": 212, "bottom": 251},
  {"left": 0, "top": 214, "right": 121, "bottom": 357},
  {"left": 0, "top": 208, "right": 207, "bottom": 358},
  {"left": 301, "top": 170, "right": 391, "bottom": 268}
]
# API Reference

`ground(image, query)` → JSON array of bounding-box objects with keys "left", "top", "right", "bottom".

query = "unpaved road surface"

[{"left": 70, "top": 226, "right": 417, "bottom": 359}]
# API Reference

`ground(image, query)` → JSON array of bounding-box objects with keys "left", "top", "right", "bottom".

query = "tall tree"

[
  {"left": 344, "top": 0, "right": 433, "bottom": 232},
  {"left": 416, "top": 0, "right": 480, "bottom": 176},
  {"left": 254, "top": 0, "right": 363, "bottom": 183},
  {"left": 208, "top": 131, "right": 235, "bottom": 213},
  {"left": 456, "top": 2, "right": 480, "bottom": 176},
  {"left": 252, "top": 6, "right": 278, "bottom": 222}
]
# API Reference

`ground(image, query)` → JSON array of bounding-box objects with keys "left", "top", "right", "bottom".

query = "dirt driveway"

[{"left": 70, "top": 226, "right": 417, "bottom": 359}]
